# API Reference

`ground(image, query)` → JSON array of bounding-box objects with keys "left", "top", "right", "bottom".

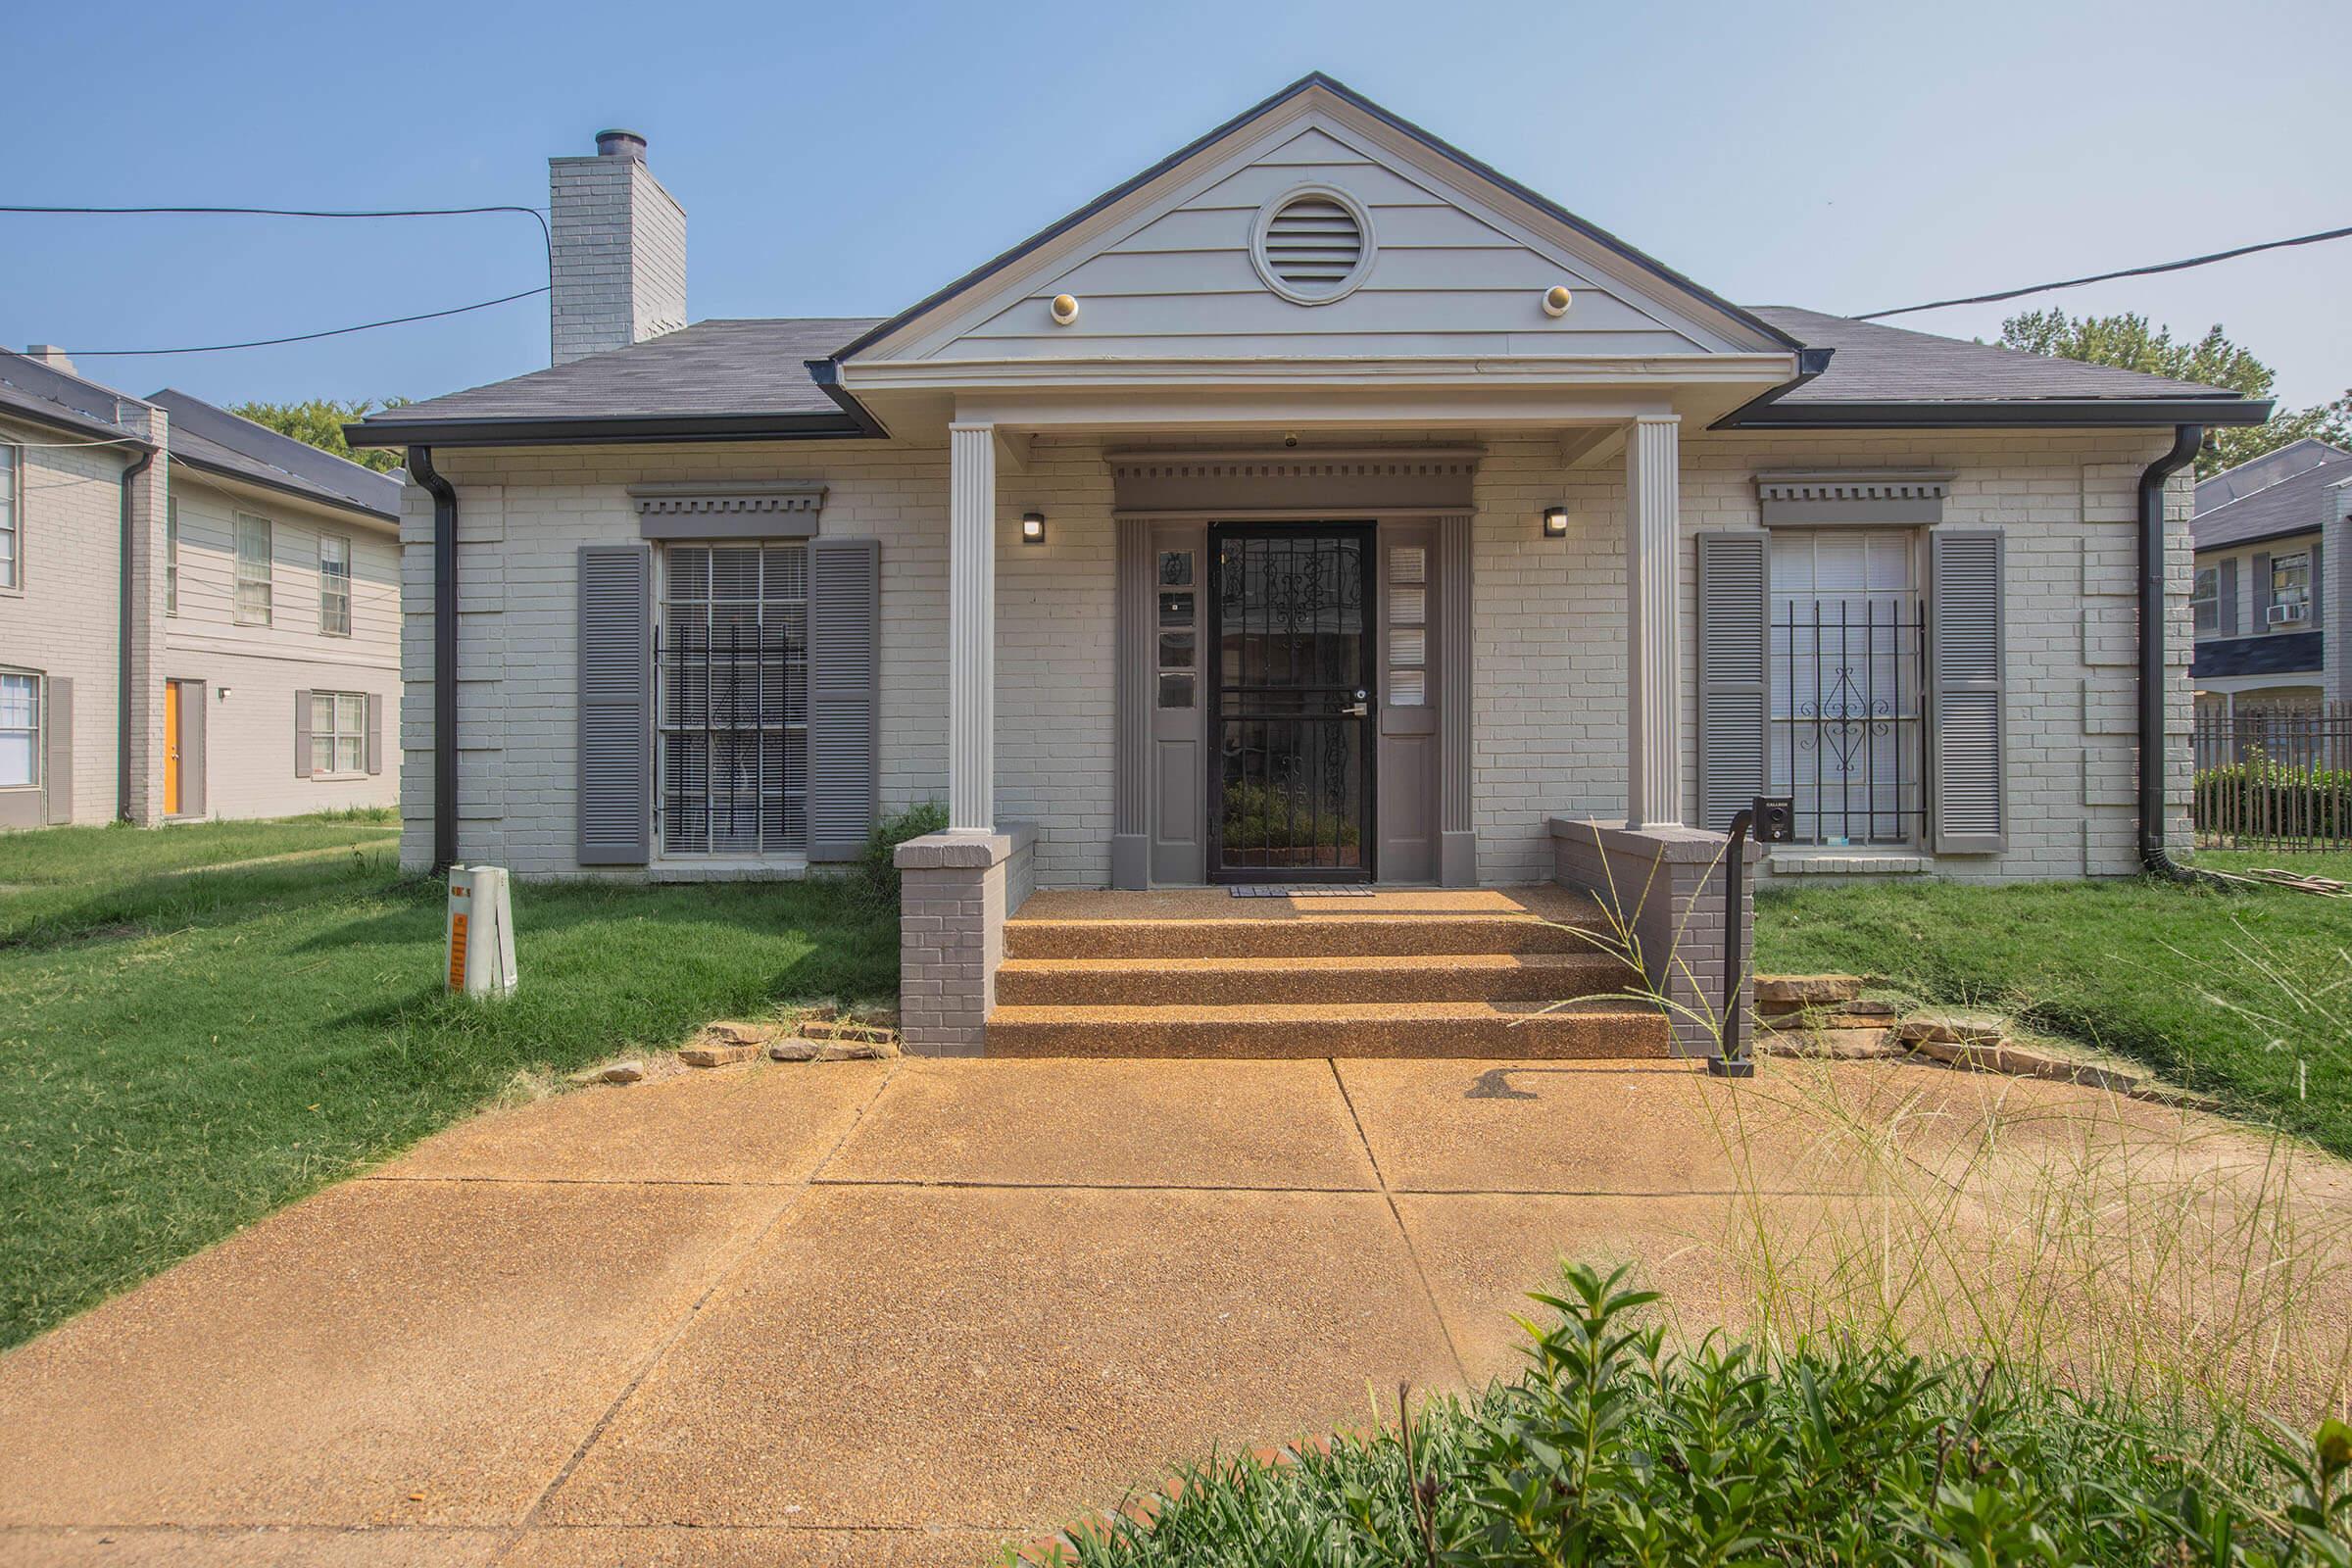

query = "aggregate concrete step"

[
  {"left": 982, "top": 1000, "right": 1672, "bottom": 1059},
  {"left": 1003, "top": 911, "right": 1617, "bottom": 962},
  {"left": 993, "top": 951, "right": 1641, "bottom": 1007}
]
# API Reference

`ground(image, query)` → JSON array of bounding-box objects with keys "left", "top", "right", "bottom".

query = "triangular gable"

[{"left": 834, "top": 74, "right": 1797, "bottom": 368}]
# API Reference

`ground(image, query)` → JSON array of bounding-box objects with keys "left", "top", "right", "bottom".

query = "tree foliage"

[
  {"left": 227, "top": 397, "right": 411, "bottom": 473},
  {"left": 1997, "top": 309, "right": 2352, "bottom": 477}
]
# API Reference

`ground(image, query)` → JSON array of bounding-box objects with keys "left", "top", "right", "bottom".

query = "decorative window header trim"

[
  {"left": 1754, "top": 469, "right": 1956, "bottom": 503},
  {"left": 628, "top": 481, "right": 827, "bottom": 517},
  {"left": 630, "top": 482, "right": 826, "bottom": 541}
]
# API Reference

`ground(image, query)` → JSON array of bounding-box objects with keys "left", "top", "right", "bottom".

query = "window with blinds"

[
  {"left": 657, "top": 543, "right": 810, "bottom": 856},
  {"left": 233, "top": 513, "right": 273, "bottom": 626}
]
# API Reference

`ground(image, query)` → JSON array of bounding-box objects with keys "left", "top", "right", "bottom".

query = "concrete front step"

[
  {"left": 983, "top": 1000, "right": 1673, "bottom": 1059},
  {"left": 995, "top": 951, "right": 1641, "bottom": 1007},
  {"left": 1004, "top": 912, "right": 1614, "bottom": 961}
]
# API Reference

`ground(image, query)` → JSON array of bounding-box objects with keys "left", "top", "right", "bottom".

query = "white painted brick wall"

[
  {"left": 549, "top": 155, "right": 687, "bottom": 366},
  {"left": 405, "top": 427, "right": 2192, "bottom": 888}
]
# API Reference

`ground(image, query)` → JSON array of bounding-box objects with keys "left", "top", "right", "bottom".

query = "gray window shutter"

[
  {"left": 44, "top": 677, "right": 72, "bottom": 823},
  {"left": 2251, "top": 552, "right": 2273, "bottom": 627},
  {"left": 807, "top": 537, "right": 879, "bottom": 861},
  {"left": 577, "top": 545, "right": 653, "bottom": 865},
  {"left": 1929, "top": 528, "right": 2005, "bottom": 854},
  {"left": 293, "top": 689, "right": 314, "bottom": 779},
  {"left": 2310, "top": 540, "right": 2323, "bottom": 630},
  {"left": 365, "top": 693, "right": 383, "bottom": 775},
  {"left": 1695, "top": 532, "right": 1769, "bottom": 832},
  {"left": 2219, "top": 557, "right": 2238, "bottom": 634}
]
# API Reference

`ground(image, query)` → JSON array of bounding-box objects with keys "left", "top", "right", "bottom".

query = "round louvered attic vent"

[{"left": 1250, "top": 185, "right": 1375, "bottom": 305}]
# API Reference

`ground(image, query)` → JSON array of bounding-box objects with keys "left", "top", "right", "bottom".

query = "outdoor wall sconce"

[
  {"left": 1020, "top": 512, "right": 1047, "bottom": 545},
  {"left": 1050, "top": 294, "right": 1080, "bottom": 326},
  {"left": 1542, "top": 284, "right": 1573, "bottom": 318},
  {"left": 1542, "top": 506, "right": 1569, "bottom": 540}
]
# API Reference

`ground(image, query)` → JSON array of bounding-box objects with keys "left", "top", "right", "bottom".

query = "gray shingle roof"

[
  {"left": 1748, "top": 308, "right": 2244, "bottom": 405},
  {"left": 0, "top": 349, "right": 150, "bottom": 443},
  {"left": 2195, "top": 437, "right": 2347, "bottom": 512},
  {"left": 354, "top": 304, "right": 2264, "bottom": 445},
  {"left": 148, "top": 390, "right": 402, "bottom": 521},
  {"left": 361, "top": 318, "right": 879, "bottom": 428},
  {"left": 2192, "top": 448, "right": 2351, "bottom": 551}
]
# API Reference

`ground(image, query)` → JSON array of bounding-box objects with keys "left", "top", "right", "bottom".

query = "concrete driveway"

[{"left": 2, "top": 1054, "right": 2346, "bottom": 1566}]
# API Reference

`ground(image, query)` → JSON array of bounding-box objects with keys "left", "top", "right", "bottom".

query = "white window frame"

[
  {"left": 0, "top": 444, "right": 20, "bottom": 593},
  {"left": 166, "top": 497, "right": 179, "bottom": 616},
  {"left": 2190, "top": 564, "right": 2219, "bottom": 635},
  {"left": 2272, "top": 551, "right": 2311, "bottom": 618},
  {"left": 233, "top": 512, "right": 273, "bottom": 626},
  {"left": 1766, "top": 526, "right": 1928, "bottom": 849},
  {"left": 0, "top": 667, "right": 40, "bottom": 792},
  {"left": 318, "top": 534, "right": 351, "bottom": 636},
  {"left": 310, "top": 690, "right": 367, "bottom": 777}
]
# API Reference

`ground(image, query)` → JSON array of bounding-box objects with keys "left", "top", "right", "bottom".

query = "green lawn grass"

[
  {"left": 0, "top": 815, "right": 895, "bottom": 1348},
  {"left": 1756, "top": 869, "right": 2351, "bottom": 1157}
]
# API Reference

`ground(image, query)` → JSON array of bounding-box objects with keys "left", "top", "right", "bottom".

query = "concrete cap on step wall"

[{"left": 894, "top": 821, "right": 1038, "bottom": 870}]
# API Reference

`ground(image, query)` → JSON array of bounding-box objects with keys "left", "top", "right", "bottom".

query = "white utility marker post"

[{"left": 446, "top": 864, "right": 518, "bottom": 999}]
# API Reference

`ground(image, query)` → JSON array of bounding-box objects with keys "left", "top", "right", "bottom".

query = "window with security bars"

[
  {"left": 1768, "top": 529, "right": 1927, "bottom": 846},
  {"left": 657, "top": 543, "right": 809, "bottom": 856}
]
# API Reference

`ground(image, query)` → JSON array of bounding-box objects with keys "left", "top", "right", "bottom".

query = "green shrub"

[
  {"left": 1049, "top": 1262, "right": 2352, "bottom": 1566},
  {"left": 857, "top": 800, "right": 949, "bottom": 910},
  {"left": 2195, "top": 755, "right": 2352, "bottom": 839}
]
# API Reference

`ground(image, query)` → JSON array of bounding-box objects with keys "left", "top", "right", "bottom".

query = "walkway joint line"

[
  {"left": 1326, "top": 1058, "right": 1470, "bottom": 1387},
  {"left": 489, "top": 1058, "right": 905, "bottom": 1563}
]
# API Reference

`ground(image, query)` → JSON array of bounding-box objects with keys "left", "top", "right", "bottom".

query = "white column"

[
  {"left": 1625, "top": 414, "right": 1683, "bottom": 828},
  {"left": 948, "top": 421, "right": 997, "bottom": 831}
]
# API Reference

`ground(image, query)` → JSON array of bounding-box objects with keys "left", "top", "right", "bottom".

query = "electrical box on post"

[{"left": 445, "top": 864, "right": 518, "bottom": 999}]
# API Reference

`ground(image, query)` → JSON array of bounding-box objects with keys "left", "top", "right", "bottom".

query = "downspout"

[
  {"left": 411, "top": 446, "right": 460, "bottom": 874},
  {"left": 2138, "top": 423, "right": 2203, "bottom": 879},
  {"left": 117, "top": 442, "right": 157, "bottom": 820}
]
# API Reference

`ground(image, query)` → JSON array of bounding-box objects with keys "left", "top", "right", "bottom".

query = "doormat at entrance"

[{"left": 1228, "top": 885, "right": 1376, "bottom": 898}]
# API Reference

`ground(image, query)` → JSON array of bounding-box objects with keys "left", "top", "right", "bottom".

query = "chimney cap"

[{"left": 595, "top": 128, "right": 648, "bottom": 161}]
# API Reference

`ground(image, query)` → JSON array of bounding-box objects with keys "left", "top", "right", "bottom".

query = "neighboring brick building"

[
  {"left": 352, "top": 74, "right": 2268, "bottom": 1055},
  {"left": 2188, "top": 438, "right": 2349, "bottom": 713},
  {"left": 0, "top": 351, "right": 401, "bottom": 829}
]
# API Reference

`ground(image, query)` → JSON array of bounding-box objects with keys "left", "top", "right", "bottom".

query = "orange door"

[{"left": 164, "top": 681, "right": 180, "bottom": 815}]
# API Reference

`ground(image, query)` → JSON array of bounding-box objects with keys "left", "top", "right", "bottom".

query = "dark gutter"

[
  {"left": 171, "top": 452, "right": 400, "bottom": 524},
  {"left": 344, "top": 410, "right": 867, "bottom": 451},
  {"left": 1721, "top": 397, "right": 2274, "bottom": 430},
  {"left": 1705, "top": 347, "right": 1836, "bottom": 430},
  {"left": 803, "top": 359, "right": 890, "bottom": 439},
  {"left": 2139, "top": 424, "right": 2207, "bottom": 882},
  {"left": 2190, "top": 521, "right": 2330, "bottom": 556},
  {"left": 117, "top": 442, "right": 157, "bottom": 821},
  {"left": 825, "top": 72, "right": 1803, "bottom": 368},
  {"left": 412, "top": 447, "right": 459, "bottom": 874}
]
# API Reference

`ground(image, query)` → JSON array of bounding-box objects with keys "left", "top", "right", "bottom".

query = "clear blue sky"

[{"left": 5, "top": 0, "right": 2346, "bottom": 412}]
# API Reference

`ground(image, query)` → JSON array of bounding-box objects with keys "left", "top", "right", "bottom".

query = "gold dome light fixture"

[
  {"left": 1050, "top": 294, "right": 1080, "bottom": 326},
  {"left": 1542, "top": 284, "right": 1574, "bottom": 318}
]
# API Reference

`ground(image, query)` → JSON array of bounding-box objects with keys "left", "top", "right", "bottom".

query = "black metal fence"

[
  {"left": 1771, "top": 596, "right": 1929, "bottom": 847},
  {"left": 2192, "top": 701, "right": 2352, "bottom": 852}
]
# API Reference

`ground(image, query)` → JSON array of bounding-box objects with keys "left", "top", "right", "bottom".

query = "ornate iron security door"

[{"left": 1206, "top": 523, "right": 1377, "bottom": 881}]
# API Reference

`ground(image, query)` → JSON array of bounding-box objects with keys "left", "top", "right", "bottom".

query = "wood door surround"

[{"left": 1109, "top": 451, "right": 1477, "bottom": 890}]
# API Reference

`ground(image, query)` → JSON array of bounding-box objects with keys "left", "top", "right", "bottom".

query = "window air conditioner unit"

[{"left": 2267, "top": 602, "right": 2308, "bottom": 626}]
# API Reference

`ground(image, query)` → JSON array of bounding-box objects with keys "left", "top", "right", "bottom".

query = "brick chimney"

[{"left": 548, "top": 129, "right": 687, "bottom": 366}]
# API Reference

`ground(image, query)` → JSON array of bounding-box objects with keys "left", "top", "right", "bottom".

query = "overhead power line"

[
  {"left": 0, "top": 201, "right": 551, "bottom": 255},
  {"left": 1859, "top": 222, "right": 2352, "bottom": 319},
  {"left": 58, "top": 285, "right": 550, "bottom": 357}
]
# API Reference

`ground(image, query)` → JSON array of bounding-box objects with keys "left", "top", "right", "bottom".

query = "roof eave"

[
  {"left": 170, "top": 451, "right": 400, "bottom": 523},
  {"left": 0, "top": 396, "right": 153, "bottom": 449},
  {"left": 1719, "top": 397, "right": 2275, "bottom": 430},
  {"left": 2192, "top": 521, "right": 2328, "bottom": 555},
  {"left": 344, "top": 410, "right": 874, "bottom": 451}
]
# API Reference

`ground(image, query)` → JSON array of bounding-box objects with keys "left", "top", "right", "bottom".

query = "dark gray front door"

[{"left": 1206, "top": 523, "right": 1376, "bottom": 882}]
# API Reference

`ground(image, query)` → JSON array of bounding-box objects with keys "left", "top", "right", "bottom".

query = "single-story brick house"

[{"left": 352, "top": 74, "right": 2268, "bottom": 1054}]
